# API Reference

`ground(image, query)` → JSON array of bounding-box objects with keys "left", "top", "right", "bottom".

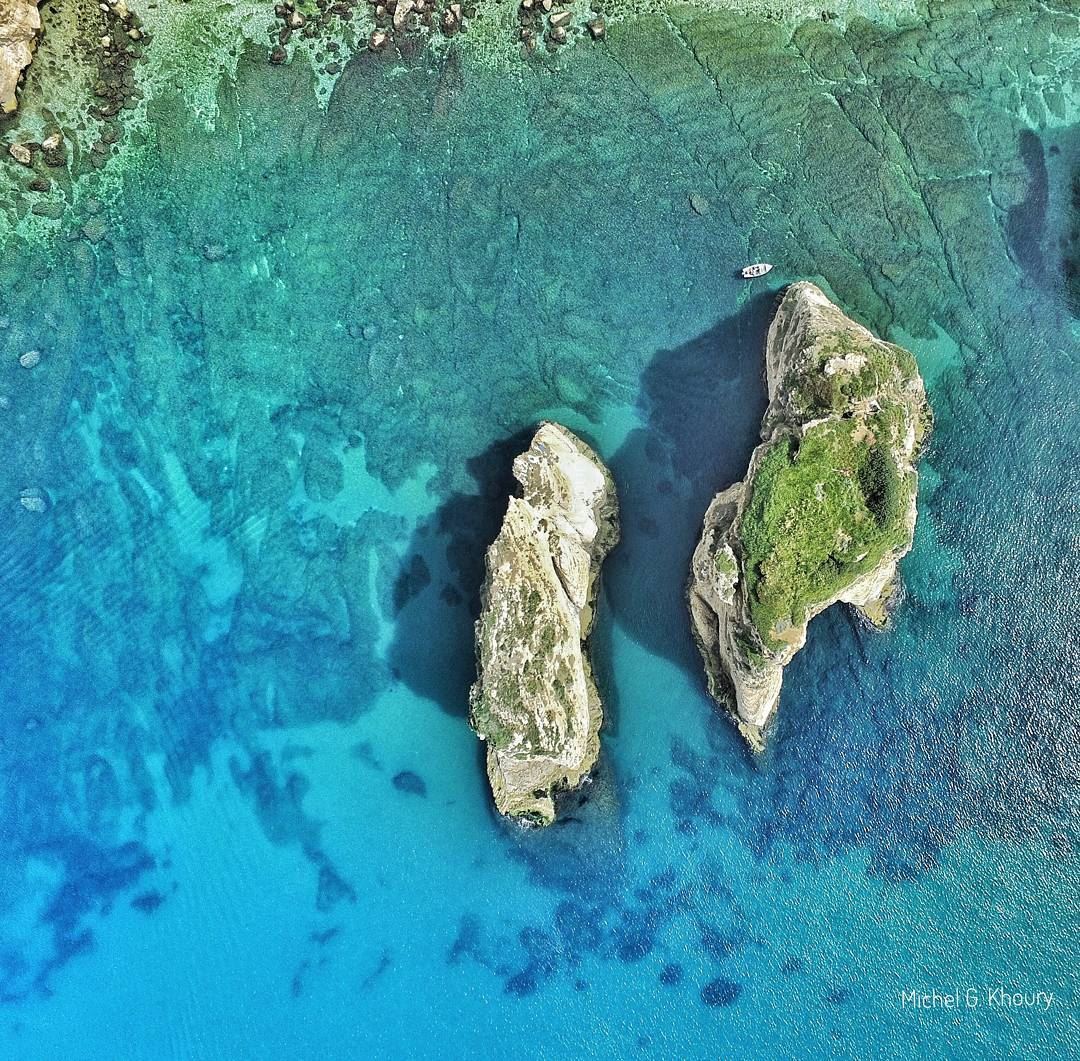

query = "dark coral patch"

[
  {"left": 780, "top": 954, "right": 806, "bottom": 975},
  {"left": 614, "top": 925, "right": 654, "bottom": 963},
  {"left": 392, "top": 770, "right": 427, "bottom": 797},
  {"left": 130, "top": 890, "right": 165, "bottom": 914},
  {"left": 701, "top": 977, "right": 743, "bottom": 1008},
  {"left": 504, "top": 968, "right": 538, "bottom": 997},
  {"left": 315, "top": 864, "right": 356, "bottom": 912},
  {"left": 659, "top": 963, "right": 683, "bottom": 986},
  {"left": 447, "top": 914, "right": 481, "bottom": 965},
  {"left": 701, "top": 925, "right": 744, "bottom": 961},
  {"left": 824, "top": 985, "right": 853, "bottom": 1006}
]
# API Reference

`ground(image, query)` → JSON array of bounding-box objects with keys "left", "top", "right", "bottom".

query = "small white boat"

[{"left": 741, "top": 262, "right": 773, "bottom": 279}]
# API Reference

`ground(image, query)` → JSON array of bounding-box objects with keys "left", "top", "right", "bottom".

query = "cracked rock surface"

[
  {"left": 0, "top": 0, "right": 40, "bottom": 112},
  {"left": 469, "top": 422, "right": 619, "bottom": 826},
  {"left": 689, "top": 283, "right": 930, "bottom": 750}
]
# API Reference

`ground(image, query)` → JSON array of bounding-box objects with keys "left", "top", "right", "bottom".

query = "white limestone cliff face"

[
  {"left": 469, "top": 422, "right": 619, "bottom": 825},
  {"left": 0, "top": 1, "right": 41, "bottom": 114}
]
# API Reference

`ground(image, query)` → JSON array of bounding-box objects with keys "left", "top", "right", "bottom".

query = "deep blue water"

[{"left": 1, "top": 5, "right": 1078, "bottom": 1058}]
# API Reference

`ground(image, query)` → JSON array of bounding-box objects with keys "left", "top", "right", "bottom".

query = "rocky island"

[
  {"left": 689, "top": 282, "right": 931, "bottom": 750},
  {"left": 469, "top": 422, "right": 619, "bottom": 826}
]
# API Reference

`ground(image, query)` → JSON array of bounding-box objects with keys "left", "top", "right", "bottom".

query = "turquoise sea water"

[{"left": 1, "top": 4, "right": 1078, "bottom": 1057}]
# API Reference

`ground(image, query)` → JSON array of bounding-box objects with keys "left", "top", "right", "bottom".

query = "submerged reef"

[
  {"left": 1, "top": 0, "right": 1075, "bottom": 246},
  {"left": 2, "top": 0, "right": 147, "bottom": 214},
  {"left": 689, "top": 282, "right": 930, "bottom": 750},
  {"left": 469, "top": 422, "right": 619, "bottom": 825}
]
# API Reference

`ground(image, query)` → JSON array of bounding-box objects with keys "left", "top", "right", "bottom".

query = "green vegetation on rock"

[
  {"left": 786, "top": 329, "right": 920, "bottom": 420},
  {"left": 689, "top": 281, "right": 931, "bottom": 749},
  {"left": 734, "top": 303, "right": 930, "bottom": 651},
  {"left": 713, "top": 549, "right": 736, "bottom": 577},
  {"left": 740, "top": 416, "right": 915, "bottom": 649}
]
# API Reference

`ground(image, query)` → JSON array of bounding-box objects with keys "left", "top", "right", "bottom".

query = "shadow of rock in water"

[
  {"left": 385, "top": 429, "right": 532, "bottom": 718},
  {"left": 1006, "top": 129, "right": 1048, "bottom": 280},
  {"left": 1054, "top": 126, "right": 1080, "bottom": 318},
  {"left": 604, "top": 291, "right": 776, "bottom": 668}
]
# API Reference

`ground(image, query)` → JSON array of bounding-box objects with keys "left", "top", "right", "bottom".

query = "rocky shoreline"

[
  {"left": 3, "top": 0, "right": 1056, "bottom": 243},
  {"left": 469, "top": 422, "right": 619, "bottom": 826},
  {"left": 0, "top": 0, "right": 40, "bottom": 114},
  {"left": 688, "top": 282, "right": 931, "bottom": 750}
]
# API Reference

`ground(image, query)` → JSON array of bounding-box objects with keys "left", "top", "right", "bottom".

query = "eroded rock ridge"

[{"left": 470, "top": 421, "right": 619, "bottom": 825}]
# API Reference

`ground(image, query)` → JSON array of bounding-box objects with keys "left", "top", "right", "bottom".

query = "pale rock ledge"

[{"left": 469, "top": 421, "right": 619, "bottom": 825}]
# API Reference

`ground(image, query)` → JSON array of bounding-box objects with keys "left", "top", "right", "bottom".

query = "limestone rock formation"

[
  {"left": 0, "top": 0, "right": 41, "bottom": 114},
  {"left": 689, "top": 282, "right": 930, "bottom": 750},
  {"left": 469, "top": 422, "right": 619, "bottom": 825}
]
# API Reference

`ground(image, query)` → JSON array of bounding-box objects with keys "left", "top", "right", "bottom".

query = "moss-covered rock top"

[
  {"left": 741, "top": 283, "right": 930, "bottom": 649},
  {"left": 689, "top": 281, "right": 930, "bottom": 749}
]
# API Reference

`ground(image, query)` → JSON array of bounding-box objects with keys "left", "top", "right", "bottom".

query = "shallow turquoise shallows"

[{"left": 1, "top": 5, "right": 1078, "bottom": 1058}]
